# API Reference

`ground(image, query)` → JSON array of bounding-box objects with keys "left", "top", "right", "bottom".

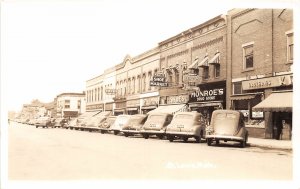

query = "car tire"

[
  {"left": 195, "top": 136, "right": 200, "bottom": 143},
  {"left": 207, "top": 139, "right": 212, "bottom": 146},
  {"left": 100, "top": 130, "right": 105, "bottom": 134},
  {"left": 216, "top": 140, "right": 220, "bottom": 145},
  {"left": 114, "top": 131, "right": 119, "bottom": 135},
  {"left": 183, "top": 137, "right": 188, "bottom": 143},
  {"left": 157, "top": 134, "right": 164, "bottom": 139},
  {"left": 124, "top": 133, "right": 129, "bottom": 137},
  {"left": 143, "top": 134, "right": 149, "bottom": 139},
  {"left": 36, "top": 126, "right": 38, "bottom": 128},
  {"left": 168, "top": 136, "right": 174, "bottom": 142}
]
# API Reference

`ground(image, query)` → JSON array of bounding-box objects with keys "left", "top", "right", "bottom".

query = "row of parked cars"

[{"left": 17, "top": 110, "right": 249, "bottom": 148}]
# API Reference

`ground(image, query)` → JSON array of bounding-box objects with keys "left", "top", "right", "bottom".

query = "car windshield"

[
  {"left": 116, "top": 116, "right": 130, "bottom": 124},
  {"left": 213, "top": 113, "right": 239, "bottom": 135},
  {"left": 146, "top": 115, "right": 166, "bottom": 123},
  {"left": 128, "top": 116, "right": 145, "bottom": 125}
]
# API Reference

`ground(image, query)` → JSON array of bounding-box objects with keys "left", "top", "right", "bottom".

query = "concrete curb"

[{"left": 248, "top": 143, "right": 292, "bottom": 151}]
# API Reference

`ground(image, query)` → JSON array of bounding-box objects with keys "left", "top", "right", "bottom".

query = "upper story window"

[
  {"left": 203, "top": 67, "right": 209, "bottom": 80},
  {"left": 286, "top": 32, "right": 293, "bottom": 63},
  {"left": 215, "top": 64, "right": 220, "bottom": 78},
  {"left": 142, "top": 74, "right": 146, "bottom": 92},
  {"left": 232, "top": 82, "right": 243, "bottom": 95},
  {"left": 132, "top": 77, "right": 135, "bottom": 94},
  {"left": 174, "top": 70, "right": 180, "bottom": 85},
  {"left": 77, "top": 100, "right": 81, "bottom": 109},
  {"left": 128, "top": 78, "right": 131, "bottom": 95},
  {"left": 148, "top": 72, "right": 152, "bottom": 91},
  {"left": 243, "top": 43, "right": 254, "bottom": 70},
  {"left": 65, "top": 99, "right": 70, "bottom": 109}
]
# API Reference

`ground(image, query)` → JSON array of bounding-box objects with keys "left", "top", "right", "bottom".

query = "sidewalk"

[{"left": 248, "top": 137, "right": 292, "bottom": 150}]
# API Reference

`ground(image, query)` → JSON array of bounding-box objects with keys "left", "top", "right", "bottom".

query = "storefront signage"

[
  {"left": 150, "top": 73, "right": 168, "bottom": 87},
  {"left": 189, "top": 82, "right": 226, "bottom": 103},
  {"left": 127, "top": 99, "right": 140, "bottom": 107},
  {"left": 167, "top": 95, "right": 189, "bottom": 104},
  {"left": 242, "top": 75, "right": 293, "bottom": 90},
  {"left": 183, "top": 74, "right": 201, "bottom": 82},
  {"left": 105, "top": 89, "right": 117, "bottom": 94},
  {"left": 143, "top": 97, "right": 159, "bottom": 106},
  {"left": 86, "top": 104, "right": 103, "bottom": 110}
]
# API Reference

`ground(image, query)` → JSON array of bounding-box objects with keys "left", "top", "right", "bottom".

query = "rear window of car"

[
  {"left": 216, "top": 113, "right": 237, "bottom": 120},
  {"left": 147, "top": 115, "right": 166, "bottom": 122},
  {"left": 174, "top": 114, "right": 193, "bottom": 120}
]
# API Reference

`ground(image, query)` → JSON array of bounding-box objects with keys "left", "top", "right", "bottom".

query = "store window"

[
  {"left": 243, "top": 43, "right": 254, "bottom": 70},
  {"left": 286, "top": 32, "right": 293, "bottom": 63}
]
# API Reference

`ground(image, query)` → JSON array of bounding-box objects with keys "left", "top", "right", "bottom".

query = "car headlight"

[{"left": 206, "top": 126, "right": 214, "bottom": 133}]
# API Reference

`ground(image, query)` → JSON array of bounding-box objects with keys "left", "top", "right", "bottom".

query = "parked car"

[
  {"left": 140, "top": 113, "right": 173, "bottom": 139},
  {"left": 68, "top": 118, "right": 78, "bottom": 130},
  {"left": 53, "top": 118, "right": 68, "bottom": 128},
  {"left": 83, "top": 116, "right": 105, "bottom": 132},
  {"left": 35, "top": 116, "right": 52, "bottom": 128},
  {"left": 109, "top": 115, "right": 131, "bottom": 135},
  {"left": 99, "top": 116, "right": 117, "bottom": 134},
  {"left": 121, "top": 114, "right": 148, "bottom": 137},
  {"left": 165, "top": 111, "right": 206, "bottom": 143},
  {"left": 205, "top": 110, "right": 248, "bottom": 148}
]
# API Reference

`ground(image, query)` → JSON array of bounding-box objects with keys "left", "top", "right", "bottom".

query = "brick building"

[
  {"left": 158, "top": 14, "right": 227, "bottom": 120},
  {"left": 55, "top": 92, "right": 86, "bottom": 118},
  {"left": 227, "top": 9, "right": 293, "bottom": 139}
]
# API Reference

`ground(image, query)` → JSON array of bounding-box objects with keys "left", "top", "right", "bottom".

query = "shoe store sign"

[
  {"left": 242, "top": 74, "right": 293, "bottom": 90},
  {"left": 150, "top": 73, "right": 168, "bottom": 87}
]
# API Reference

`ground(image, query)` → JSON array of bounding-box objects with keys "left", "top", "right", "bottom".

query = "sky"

[{"left": 1, "top": 0, "right": 298, "bottom": 112}]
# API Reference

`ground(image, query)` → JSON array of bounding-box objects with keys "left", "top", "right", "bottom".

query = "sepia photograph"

[{"left": 1, "top": 0, "right": 299, "bottom": 189}]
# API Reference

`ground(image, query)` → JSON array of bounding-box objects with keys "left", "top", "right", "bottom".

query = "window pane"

[
  {"left": 215, "top": 64, "right": 220, "bottom": 78},
  {"left": 245, "top": 55, "right": 253, "bottom": 68}
]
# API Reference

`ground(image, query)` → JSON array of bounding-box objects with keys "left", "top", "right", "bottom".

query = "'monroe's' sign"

[{"left": 189, "top": 81, "right": 226, "bottom": 103}]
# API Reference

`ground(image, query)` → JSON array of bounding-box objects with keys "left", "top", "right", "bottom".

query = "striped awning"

[
  {"left": 147, "top": 104, "right": 187, "bottom": 115},
  {"left": 252, "top": 91, "right": 293, "bottom": 112}
]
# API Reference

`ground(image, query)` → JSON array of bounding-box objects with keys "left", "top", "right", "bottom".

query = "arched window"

[
  {"left": 142, "top": 73, "right": 146, "bottom": 92},
  {"left": 137, "top": 75, "right": 141, "bottom": 93},
  {"left": 124, "top": 79, "right": 127, "bottom": 95},
  {"left": 128, "top": 78, "right": 131, "bottom": 95},
  {"left": 132, "top": 77, "right": 135, "bottom": 94},
  {"left": 148, "top": 71, "right": 152, "bottom": 91},
  {"left": 101, "top": 86, "right": 103, "bottom": 100}
]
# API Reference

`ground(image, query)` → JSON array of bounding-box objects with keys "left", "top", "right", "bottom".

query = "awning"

[
  {"left": 141, "top": 105, "right": 157, "bottom": 110},
  {"left": 78, "top": 111, "right": 101, "bottom": 118},
  {"left": 93, "top": 111, "right": 111, "bottom": 117},
  {"left": 208, "top": 52, "right": 220, "bottom": 64},
  {"left": 127, "top": 107, "right": 138, "bottom": 111},
  {"left": 231, "top": 94, "right": 257, "bottom": 100},
  {"left": 252, "top": 91, "right": 293, "bottom": 112},
  {"left": 198, "top": 56, "right": 209, "bottom": 67},
  {"left": 188, "top": 58, "right": 199, "bottom": 69},
  {"left": 189, "top": 102, "right": 222, "bottom": 108},
  {"left": 147, "top": 104, "right": 187, "bottom": 115}
]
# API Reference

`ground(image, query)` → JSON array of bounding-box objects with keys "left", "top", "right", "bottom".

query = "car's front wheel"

[
  {"left": 207, "top": 138, "right": 212, "bottom": 146},
  {"left": 168, "top": 136, "right": 174, "bottom": 142}
]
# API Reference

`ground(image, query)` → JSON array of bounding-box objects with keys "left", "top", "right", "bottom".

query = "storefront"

[
  {"left": 141, "top": 96, "right": 159, "bottom": 114},
  {"left": 239, "top": 74, "right": 293, "bottom": 140},
  {"left": 253, "top": 90, "right": 292, "bottom": 140},
  {"left": 114, "top": 99, "right": 126, "bottom": 116},
  {"left": 188, "top": 81, "right": 226, "bottom": 124},
  {"left": 126, "top": 99, "right": 140, "bottom": 115},
  {"left": 154, "top": 92, "right": 189, "bottom": 114}
]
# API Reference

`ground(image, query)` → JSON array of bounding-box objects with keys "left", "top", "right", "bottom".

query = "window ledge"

[
  {"left": 241, "top": 68, "right": 254, "bottom": 73},
  {"left": 286, "top": 61, "right": 293, "bottom": 65}
]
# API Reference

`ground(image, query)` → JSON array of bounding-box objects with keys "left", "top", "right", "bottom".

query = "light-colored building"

[
  {"left": 55, "top": 92, "right": 86, "bottom": 118},
  {"left": 114, "top": 47, "right": 160, "bottom": 115}
]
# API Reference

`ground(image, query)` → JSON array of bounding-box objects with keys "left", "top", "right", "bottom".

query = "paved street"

[{"left": 8, "top": 121, "right": 292, "bottom": 180}]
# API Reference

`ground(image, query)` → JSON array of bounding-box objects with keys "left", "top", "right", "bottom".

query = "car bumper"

[
  {"left": 140, "top": 130, "right": 165, "bottom": 135},
  {"left": 121, "top": 129, "right": 140, "bottom": 134},
  {"left": 165, "top": 131, "right": 197, "bottom": 138},
  {"left": 205, "top": 134, "right": 244, "bottom": 142}
]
